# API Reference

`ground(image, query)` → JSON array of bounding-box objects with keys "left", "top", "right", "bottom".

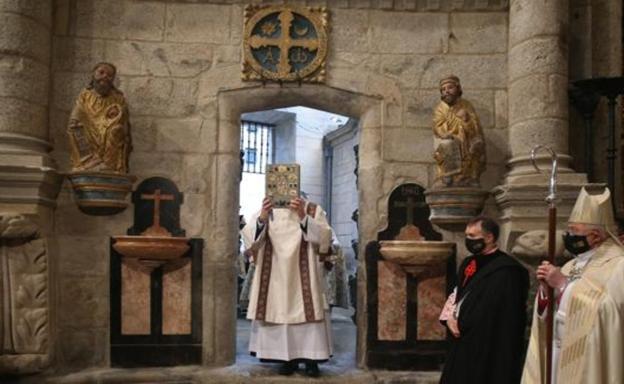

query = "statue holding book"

[
  {"left": 67, "top": 62, "right": 132, "bottom": 173},
  {"left": 65, "top": 62, "right": 135, "bottom": 215},
  {"left": 432, "top": 75, "right": 485, "bottom": 188},
  {"left": 425, "top": 76, "right": 489, "bottom": 228}
]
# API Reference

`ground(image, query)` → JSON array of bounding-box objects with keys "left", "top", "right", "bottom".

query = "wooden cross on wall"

[{"left": 141, "top": 189, "right": 174, "bottom": 237}]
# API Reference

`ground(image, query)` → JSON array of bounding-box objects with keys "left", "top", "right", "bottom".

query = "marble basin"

[
  {"left": 112, "top": 235, "right": 190, "bottom": 270},
  {"left": 379, "top": 240, "right": 455, "bottom": 278}
]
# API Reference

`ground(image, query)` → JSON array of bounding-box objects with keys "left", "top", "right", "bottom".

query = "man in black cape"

[{"left": 439, "top": 216, "right": 529, "bottom": 384}]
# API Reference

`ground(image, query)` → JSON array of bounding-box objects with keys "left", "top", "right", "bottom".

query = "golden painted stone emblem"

[{"left": 242, "top": 5, "right": 328, "bottom": 83}]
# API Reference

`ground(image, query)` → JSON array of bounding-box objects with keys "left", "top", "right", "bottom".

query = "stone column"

[
  {"left": 0, "top": 0, "right": 62, "bottom": 218},
  {"left": 494, "top": 0, "right": 587, "bottom": 250},
  {"left": 0, "top": 0, "right": 61, "bottom": 375}
]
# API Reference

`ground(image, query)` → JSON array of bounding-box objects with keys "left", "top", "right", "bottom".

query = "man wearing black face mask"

[
  {"left": 439, "top": 216, "right": 529, "bottom": 384},
  {"left": 522, "top": 187, "right": 624, "bottom": 384}
]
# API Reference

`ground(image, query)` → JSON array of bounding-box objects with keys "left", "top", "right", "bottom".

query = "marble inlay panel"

[
  {"left": 162, "top": 260, "right": 191, "bottom": 335},
  {"left": 417, "top": 275, "right": 446, "bottom": 340},
  {"left": 121, "top": 261, "right": 150, "bottom": 335},
  {"left": 377, "top": 260, "right": 406, "bottom": 340}
]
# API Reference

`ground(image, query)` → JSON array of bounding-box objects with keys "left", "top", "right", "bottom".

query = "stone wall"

[
  {"left": 568, "top": 0, "right": 623, "bottom": 209},
  {"left": 292, "top": 109, "right": 339, "bottom": 205},
  {"left": 47, "top": 0, "right": 512, "bottom": 372},
  {"left": 272, "top": 113, "right": 297, "bottom": 165},
  {"left": 327, "top": 121, "right": 359, "bottom": 273}
]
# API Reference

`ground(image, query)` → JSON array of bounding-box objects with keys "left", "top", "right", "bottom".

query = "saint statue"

[
  {"left": 67, "top": 62, "right": 131, "bottom": 173},
  {"left": 432, "top": 75, "right": 485, "bottom": 187}
]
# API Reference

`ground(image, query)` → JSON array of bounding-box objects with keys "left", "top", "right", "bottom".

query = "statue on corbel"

[
  {"left": 66, "top": 62, "right": 135, "bottom": 216},
  {"left": 425, "top": 75, "right": 489, "bottom": 229}
]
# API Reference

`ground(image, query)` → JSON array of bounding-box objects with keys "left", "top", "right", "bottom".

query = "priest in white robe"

[
  {"left": 522, "top": 187, "right": 624, "bottom": 384},
  {"left": 241, "top": 196, "right": 333, "bottom": 377}
]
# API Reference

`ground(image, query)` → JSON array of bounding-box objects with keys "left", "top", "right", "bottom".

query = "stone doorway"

[
  {"left": 235, "top": 105, "right": 359, "bottom": 372},
  {"left": 209, "top": 84, "right": 384, "bottom": 368}
]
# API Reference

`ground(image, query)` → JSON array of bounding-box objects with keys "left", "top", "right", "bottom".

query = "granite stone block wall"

[{"left": 12, "top": 0, "right": 603, "bottom": 373}]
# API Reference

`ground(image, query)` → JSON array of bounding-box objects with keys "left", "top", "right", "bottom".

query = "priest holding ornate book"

[{"left": 241, "top": 193, "right": 334, "bottom": 378}]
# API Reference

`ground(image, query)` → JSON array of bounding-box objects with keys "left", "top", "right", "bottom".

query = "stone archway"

[{"left": 203, "top": 83, "right": 385, "bottom": 367}]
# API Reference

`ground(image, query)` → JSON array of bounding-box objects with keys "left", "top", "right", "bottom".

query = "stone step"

[{"left": 14, "top": 366, "right": 441, "bottom": 384}]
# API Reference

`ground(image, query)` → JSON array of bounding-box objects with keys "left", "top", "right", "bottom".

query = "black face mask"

[
  {"left": 562, "top": 232, "right": 591, "bottom": 255},
  {"left": 465, "top": 237, "right": 486, "bottom": 255}
]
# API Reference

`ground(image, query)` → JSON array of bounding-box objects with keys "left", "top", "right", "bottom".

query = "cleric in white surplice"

[{"left": 241, "top": 197, "right": 333, "bottom": 377}]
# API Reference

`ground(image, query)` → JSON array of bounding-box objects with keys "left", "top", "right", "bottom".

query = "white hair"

[{"left": 579, "top": 223, "right": 608, "bottom": 240}]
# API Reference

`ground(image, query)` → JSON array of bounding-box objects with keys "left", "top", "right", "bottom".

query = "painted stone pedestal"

[
  {"left": 68, "top": 171, "right": 135, "bottom": 216},
  {"left": 424, "top": 187, "right": 489, "bottom": 230}
]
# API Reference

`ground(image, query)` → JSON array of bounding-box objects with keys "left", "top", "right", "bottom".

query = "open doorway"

[{"left": 236, "top": 106, "right": 360, "bottom": 372}]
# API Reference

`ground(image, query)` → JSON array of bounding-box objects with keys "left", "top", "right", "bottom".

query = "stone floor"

[
  {"left": 10, "top": 309, "right": 441, "bottom": 384},
  {"left": 235, "top": 308, "right": 359, "bottom": 371}
]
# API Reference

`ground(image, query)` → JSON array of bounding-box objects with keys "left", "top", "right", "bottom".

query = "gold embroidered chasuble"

[{"left": 522, "top": 239, "right": 624, "bottom": 384}]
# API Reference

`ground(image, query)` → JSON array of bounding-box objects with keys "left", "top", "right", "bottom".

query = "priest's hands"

[
  {"left": 289, "top": 197, "right": 306, "bottom": 220},
  {"left": 259, "top": 197, "right": 273, "bottom": 223},
  {"left": 536, "top": 261, "right": 566, "bottom": 290},
  {"left": 260, "top": 197, "right": 306, "bottom": 221},
  {"left": 244, "top": 249, "right": 256, "bottom": 263},
  {"left": 447, "top": 317, "right": 460, "bottom": 338}
]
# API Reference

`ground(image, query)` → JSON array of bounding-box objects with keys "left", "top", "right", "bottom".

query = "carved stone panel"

[{"left": 0, "top": 227, "right": 49, "bottom": 374}]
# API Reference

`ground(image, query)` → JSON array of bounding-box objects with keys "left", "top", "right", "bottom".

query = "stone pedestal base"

[
  {"left": 424, "top": 187, "right": 489, "bottom": 231},
  {"left": 0, "top": 354, "right": 49, "bottom": 375},
  {"left": 491, "top": 151, "right": 595, "bottom": 250},
  {"left": 0, "top": 134, "right": 63, "bottom": 215}
]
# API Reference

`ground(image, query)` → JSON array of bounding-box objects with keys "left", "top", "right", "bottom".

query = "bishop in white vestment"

[
  {"left": 241, "top": 197, "right": 333, "bottom": 377},
  {"left": 522, "top": 187, "right": 624, "bottom": 384}
]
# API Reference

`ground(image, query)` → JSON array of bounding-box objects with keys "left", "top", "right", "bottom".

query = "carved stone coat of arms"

[{"left": 242, "top": 5, "right": 329, "bottom": 83}]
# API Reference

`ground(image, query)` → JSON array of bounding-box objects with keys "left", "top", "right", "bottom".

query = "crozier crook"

[{"left": 530, "top": 144, "right": 559, "bottom": 384}]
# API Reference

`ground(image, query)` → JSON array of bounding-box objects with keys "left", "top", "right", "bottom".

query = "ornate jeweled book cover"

[{"left": 266, "top": 164, "right": 300, "bottom": 208}]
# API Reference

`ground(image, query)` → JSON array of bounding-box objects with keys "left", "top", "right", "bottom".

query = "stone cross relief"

[
  {"left": 393, "top": 196, "right": 427, "bottom": 241},
  {"left": 141, "top": 189, "right": 175, "bottom": 237},
  {"left": 395, "top": 196, "right": 419, "bottom": 225}
]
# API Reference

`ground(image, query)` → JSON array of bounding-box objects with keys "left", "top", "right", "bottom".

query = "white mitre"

[{"left": 569, "top": 187, "right": 621, "bottom": 245}]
